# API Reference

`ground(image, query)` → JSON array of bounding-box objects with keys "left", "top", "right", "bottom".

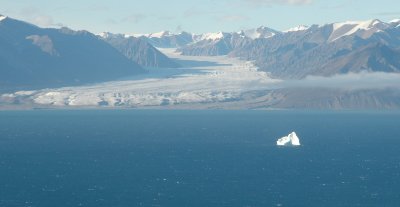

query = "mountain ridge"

[
  {"left": 0, "top": 16, "right": 145, "bottom": 91},
  {"left": 98, "top": 32, "right": 180, "bottom": 68},
  {"left": 134, "top": 18, "right": 400, "bottom": 79}
]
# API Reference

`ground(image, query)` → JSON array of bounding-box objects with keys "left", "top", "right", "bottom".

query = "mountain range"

[
  {"left": 136, "top": 19, "right": 400, "bottom": 78},
  {"left": 98, "top": 32, "right": 180, "bottom": 68},
  {"left": 0, "top": 15, "right": 179, "bottom": 91},
  {"left": 1, "top": 14, "right": 400, "bottom": 109},
  {"left": 230, "top": 19, "right": 400, "bottom": 78},
  {"left": 133, "top": 26, "right": 278, "bottom": 53}
]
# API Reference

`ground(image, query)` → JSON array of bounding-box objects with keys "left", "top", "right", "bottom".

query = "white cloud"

[
  {"left": 278, "top": 72, "right": 400, "bottom": 90},
  {"left": 19, "top": 7, "right": 64, "bottom": 28},
  {"left": 32, "top": 15, "right": 63, "bottom": 27}
]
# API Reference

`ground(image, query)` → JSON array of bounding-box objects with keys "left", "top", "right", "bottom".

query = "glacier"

[
  {"left": 276, "top": 132, "right": 301, "bottom": 146},
  {"left": 2, "top": 48, "right": 278, "bottom": 108}
]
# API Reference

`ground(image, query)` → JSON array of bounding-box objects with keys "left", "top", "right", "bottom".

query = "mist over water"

[{"left": 276, "top": 72, "right": 400, "bottom": 90}]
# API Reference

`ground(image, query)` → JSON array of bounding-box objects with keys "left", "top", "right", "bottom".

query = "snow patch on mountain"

[
  {"left": 0, "top": 15, "right": 7, "bottom": 21},
  {"left": 329, "top": 19, "right": 389, "bottom": 42},
  {"left": 98, "top": 32, "right": 121, "bottom": 39},
  {"left": 147, "top": 31, "right": 174, "bottom": 38},
  {"left": 98, "top": 32, "right": 136, "bottom": 41},
  {"left": 389, "top": 19, "right": 400, "bottom": 27},
  {"left": 239, "top": 26, "right": 278, "bottom": 39},
  {"left": 131, "top": 33, "right": 146, "bottom": 38},
  {"left": 389, "top": 19, "right": 400, "bottom": 24},
  {"left": 197, "top": 32, "right": 227, "bottom": 41},
  {"left": 127, "top": 19, "right": 398, "bottom": 46},
  {"left": 284, "top": 25, "right": 309, "bottom": 33}
]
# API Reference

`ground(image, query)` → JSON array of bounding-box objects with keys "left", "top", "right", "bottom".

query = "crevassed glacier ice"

[
  {"left": 5, "top": 48, "right": 278, "bottom": 108},
  {"left": 276, "top": 132, "right": 301, "bottom": 146}
]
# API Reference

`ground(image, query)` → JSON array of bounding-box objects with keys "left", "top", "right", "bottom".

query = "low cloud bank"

[{"left": 276, "top": 72, "right": 400, "bottom": 90}]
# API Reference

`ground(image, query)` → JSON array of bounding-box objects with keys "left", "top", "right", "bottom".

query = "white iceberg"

[{"left": 276, "top": 132, "right": 301, "bottom": 146}]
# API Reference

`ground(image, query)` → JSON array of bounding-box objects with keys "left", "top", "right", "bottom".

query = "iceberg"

[{"left": 276, "top": 132, "right": 301, "bottom": 146}]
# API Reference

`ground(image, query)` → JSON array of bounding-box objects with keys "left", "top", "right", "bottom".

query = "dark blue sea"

[{"left": 0, "top": 110, "right": 400, "bottom": 207}]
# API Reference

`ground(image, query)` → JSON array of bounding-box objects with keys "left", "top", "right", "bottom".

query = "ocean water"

[{"left": 0, "top": 110, "right": 399, "bottom": 207}]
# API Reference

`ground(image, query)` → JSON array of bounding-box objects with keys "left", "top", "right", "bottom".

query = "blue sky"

[{"left": 1, "top": 0, "right": 400, "bottom": 34}]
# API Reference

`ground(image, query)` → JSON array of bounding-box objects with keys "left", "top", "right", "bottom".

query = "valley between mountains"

[
  {"left": 1, "top": 15, "right": 400, "bottom": 109},
  {"left": 3, "top": 48, "right": 400, "bottom": 109},
  {"left": 1, "top": 49, "right": 280, "bottom": 109}
]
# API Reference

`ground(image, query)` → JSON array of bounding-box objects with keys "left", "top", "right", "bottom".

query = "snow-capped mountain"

[
  {"left": 135, "top": 31, "right": 195, "bottom": 48},
  {"left": 146, "top": 30, "right": 174, "bottom": 38},
  {"left": 2, "top": 15, "right": 400, "bottom": 93},
  {"left": 230, "top": 19, "right": 400, "bottom": 78},
  {"left": 194, "top": 31, "right": 229, "bottom": 41},
  {"left": 328, "top": 19, "right": 390, "bottom": 42},
  {"left": 389, "top": 19, "right": 400, "bottom": 27},
  {"left": 178, "top": 32, "right": 253, "bottom": 56},
  {"left": 284, "top": 25, "right": 309, "bottom": 33},
  {"left": 2, "top": 15, "right": 400, "bottom": 109},
  {"left": 98, "top": 31, "right": 131, "bottom": 39},
  {"left": 144, "top": 19, "right": 400, "bottom": 78},
  {"left": 0, "top": 14, "right": 7, "bottom": 21},
  {"left": 141, "top": 19, "right": 400, "bottom": 68},
  {"left": 133, "top": 26, "right": 278, "bottom": 53},
  {"left": 176, "top": 27, "right": 277, "bottom": 56},
  {"left": 98, "top": 32, "right": 180, "bottom": 68},
  {"left": 239, "top": 26, "right": 279, "bottom": 39}
]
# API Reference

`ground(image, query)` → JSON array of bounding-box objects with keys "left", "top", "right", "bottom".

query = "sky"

[{"left": 1, "top": 0, "right": 400, "bottom": 35}]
